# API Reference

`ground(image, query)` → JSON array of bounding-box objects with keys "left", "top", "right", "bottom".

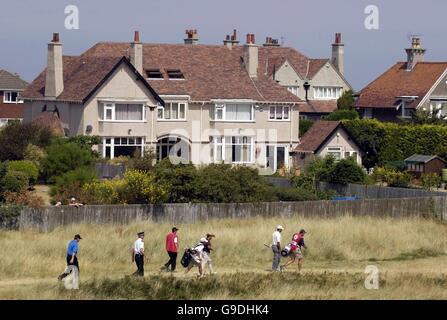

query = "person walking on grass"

[
  {"left": 58, "top": 234, "right": 82, "bottom": 280},
  {"left": 132, "top": 231, "right": 145, "bottom": 277},
  {"left": 185, "top": 237, "right": 206, "bottom": 278},
  {"left": 280, "top": 229, "right": 307, "bottom": 273},
  {"left": 162, "top": 227, "right": 179, "bottom": 272},
  {"left": 202, "top": 233, "right": 216, "bottom": 275},
  {"left": 272, "top": 225, "right": 283, "bottom": 272}
]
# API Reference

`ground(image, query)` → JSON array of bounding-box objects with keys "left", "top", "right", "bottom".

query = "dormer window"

[
  {"left": 167, "top": 69, "right": 184, "bottom": 80},
  {"left": 146, "top": 69, "right": 163, "bottom": 79}
]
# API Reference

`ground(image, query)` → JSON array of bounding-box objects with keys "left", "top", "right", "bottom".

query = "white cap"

[
  {"left": 71, "top": 197, "right": 76, "bottom": 201},
  {"left": 200, "top": 237, "right": 208, "bottom": 243},
  {"left": 276, "top": 225, "right": 284, "bottom": 230}
]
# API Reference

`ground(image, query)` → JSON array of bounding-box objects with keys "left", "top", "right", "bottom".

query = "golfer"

[
  {"left": 280, "top": 229, "right": 307, "bottom": 273},
  {"left": 202, "top": 233, "right": 216, "bottom": 275},
  {"left": 162, "top": 227, "right": 179, "bottom": 272},
  {"left": 271, "top": 225, "right": 283, "bottom": 272},
  {"left": 132, "top": 231, "right": 145, "bottom": 277},
  {"left": 58, "top": 234, "right": 82, "bottom": 280}
]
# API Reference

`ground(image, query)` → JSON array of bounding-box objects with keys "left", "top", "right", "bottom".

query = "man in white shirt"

[
  {"left": 272, "top": 225, "right": 283, "bottom": 272},
  {"left": 185, "top": 238, "right": 206, "bottom": 278},
  {"left": 132, "top": 231, "right": 145, "bottom": 277}
]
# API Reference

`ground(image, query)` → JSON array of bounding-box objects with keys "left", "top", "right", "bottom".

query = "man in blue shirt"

[{"left": 58, "top": 234, "right": 82, "bottom": 280}]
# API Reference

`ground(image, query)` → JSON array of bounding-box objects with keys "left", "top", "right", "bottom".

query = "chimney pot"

[
  {"left": 335, "top": 33, "right": 342, "bottom": 44},
  {"left": 251, "top": 34, "right": 255, "bottom": 44},
  {"left": 52, "top": 33, "right": 60, "bottom": 43},
  {"left": 134, "top": 31, "right": 140, "bottom": 43}
]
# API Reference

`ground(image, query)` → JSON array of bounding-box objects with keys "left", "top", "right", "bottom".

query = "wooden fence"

[{"left": 18, "top": 196, "right": 447, "bottom": 232}]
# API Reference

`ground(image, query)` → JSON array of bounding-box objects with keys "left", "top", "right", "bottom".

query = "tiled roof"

[
  {"left": 22, "top": 56, "right": 164, "bottom": 105},
  {"left": 296, "top": 120, "right": 341, "bottom": 153},
  {"left": 0, "top": 69, "right": 28, "bottom": 90},
  {"left": 355, "top": 62, "right": 447, "bottom": 109},
  {"left": 299, "top": 100, "right": 337, "bottom": 114},
  {"left": 81, "top": 43, "right": 303, "bottom": 103}
]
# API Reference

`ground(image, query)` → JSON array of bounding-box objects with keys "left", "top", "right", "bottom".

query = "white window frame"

[
  {"left": 99, "top": 102, "right": 146, "bottom": 122},
  {"left": 327, "top": 147, "right": 342, "bottom": 160},
  {"left": 3, "top": 91, "right": 22, "bottom": 104},
  {"left": 210, "top": 135, "right": 254, "bottom": 164},
  {"left": 157, "top": 102, "right": 187, "bottom": 121},
  {"left": 211, "top": 103, "right": 254, "bottom": 122},
  {"left": 314, "top": 87, "right": 343, "bottom": 100},
  {"left": 269, "top": 106, "right": 290, "bottom": 121},
  {"left": 102, "top": 137, "right": 145, "bottom": 159},
  {"left": 287, "top": 86, "right": 299, "bottom": 97},
  {"left": 265, "top": 144, "right": 289, "bottom": 171}
]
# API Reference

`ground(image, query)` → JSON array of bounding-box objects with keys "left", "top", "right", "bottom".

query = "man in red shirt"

[
  {"left": 162, "top": 227, "right": 179, "bottom": 272},
  {"left": 280, "top": 229, "right": 307, "bottom": 273}
]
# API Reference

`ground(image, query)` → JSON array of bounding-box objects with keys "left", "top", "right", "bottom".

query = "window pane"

[
  {"left": 105, "top": 138, "right": 111, "bottom": 144},
  {"left": 237, "top": 104, "right": 251, "bottom": 120},
  {"left": 127, "top": 104, "right": 142, "bottom": 120},
  {"left": 226, "top": 104, "right": 237, "bottom": 120},
  {"left": 216, "top": 144, "right": 222, "bottom": 162},
  {"left": 121, "top": 138, "right": 127, "bottom": 145},
  {"left": 283, "top": 106, "right": 289, "bottom": 119},
  {"left": 157, "top": 107, "right": 163, "bottom": 119},
  {"left": 171, "top": 103, "right": 178, "bottom": 119},
  {"left": 136, "top": 137, "right": 142, "bottom": 144},
  {"left": 114, "top": 138, "right": 121, "bottom": 144},
  {"left": 115, "top": 104, "right": 127, "bottom": 120},
  {"left": 275, "top": 106, "right": 282, "bottom": 119},
  {"left": 216, "top": 108, "right": 223, "bottom": 120},
  {"left": 179, "top": 103, "right": 185, "bottom": 119},
  {"left": 165, "top": 103, "right": 171, "bottom": 119},
  {"left": 269, "top": 107, "right": 275, "bottom": 119},
  {"left": 106, "top": 108, "right": 113, "bottom": 120}
]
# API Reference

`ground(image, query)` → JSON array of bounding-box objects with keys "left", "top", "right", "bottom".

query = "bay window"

[
  {"left": 327, "top": 147, "right": 342, "bottom": 160},
  {"left": 269, "top": 106, "right": 290, "bottom": 121},
  {"left": 157, "top": 102, "right": 186, "bottom": 120},
  {"left": 212, "top": 103, "right": 254, "bottom": 121},
  {"left": 101, "top": 137, "right": 144, "bottom": 158},
  {"left": 100, "top": 102, "right": 145, "bottom": 121},
  {"left": 210, "top": 136, "right": 253, "bottom": 163},
  {"left": 314, "top": 87, "right": 343, "bottom": 100}
]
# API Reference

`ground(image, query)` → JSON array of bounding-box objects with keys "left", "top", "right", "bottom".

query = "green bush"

[
  {"left": 0, "top": 122, "right": 53, "bottom": 161},
  {"left": 299, "top": 119, "right": 314, "bottom": 137},
  {"left": 42, "top": 140, "right": 96, "bottom": 183},
  {"left": 7, "top": 160, "right": 39, "bottom": 185},
  {"left": 291, "top": 174, "right": 315, "bottom": 192},
  {"left": 2, "top": 171, "right": 29, "bottom": 193},
  {"left": 273, "top": 187, "right": 318, "bottom": 201},
  {"left": 372, "top": 166, "right": 411, "bottom": 188},
  {"left": 343, "top": 119, "right": 447, "bottom": 168},
  {"left": 329, "top": 158, "right": 366, "bottom": 185},
  {"left": 23, "top": 144, "right": 46, "bottom": 167},
  {"left": 337, "top": 90, "right": 355, "bottom": 110},
  {"left": 323, "top": 109, "right": 359, "bottom": 121},
  {"left": 421, "top": 173, "right": 442, "bottom": 191},
  {"left": 50, "top": 166, "right": 97, "bottom": 202}
]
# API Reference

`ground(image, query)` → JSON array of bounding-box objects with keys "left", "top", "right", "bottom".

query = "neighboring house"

[
  {"left": 266, "top": 33, "right": 352, "bottom": 120},
  {"left": 293, "top": 120, "right": 363, "bottom": 168},
  {"left": 355, "top": 37, "right": 447, "bottom": 122},
  {"left": 404, "top": 154, "right": 446, "bottom": 177},
  {"left": 0, "top": 69, "right": 28, "bottom": 127},
  {"left": 22, "top": 31, "right": 314, "bottom": 172}
]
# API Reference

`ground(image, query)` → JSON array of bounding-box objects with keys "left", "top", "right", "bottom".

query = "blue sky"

[{"left": 1, "top": 0, "right": 446, "bottom": 90}]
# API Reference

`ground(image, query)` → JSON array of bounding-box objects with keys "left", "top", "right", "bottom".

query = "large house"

[
  {"left": 0, "top": 69, "right": 28, "bottom": 127},
  {"left": 22, "top": 30, "right": 351, "bottom": 172},
  {"left": 355, "top": 37, "right": 447, "bottom": 122}
]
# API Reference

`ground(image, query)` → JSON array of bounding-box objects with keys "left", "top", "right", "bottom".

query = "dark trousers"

[
  {"left": 66, "top": 254, "right": 79, "bottom": 273},
  {"left": 135, "top": 254, "right": 144, "bottom": 276},
  {"left": 164, "top": 251, "right": 177, "bottom": 271}
]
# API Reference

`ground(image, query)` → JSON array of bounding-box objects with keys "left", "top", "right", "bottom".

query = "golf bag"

[
  {"left": 181, "top": 249, "right": 194, "bottom": 268},
  {"left": 281, "top": 243, "right": 292, "bottom": 257}
]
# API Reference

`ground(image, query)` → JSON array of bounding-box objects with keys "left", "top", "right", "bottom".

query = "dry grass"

[{"left": 0, "top": 215, "right": 446, "bottom": 299}]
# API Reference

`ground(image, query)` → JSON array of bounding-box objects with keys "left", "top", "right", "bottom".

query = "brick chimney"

[
  {"left": 45, "top": 33, "right": 64, "bottom": 98},
  {"left": 130, "top": 31, "right": 143, "bottom": 74},
  {"left": 244, "top": 34, "right": 258, "bottom": 78},
  {"left": 405, "top": 37, "right": 426, "bottom": 71},
  {"left": 331, "top": 33, "right": 344, "bottom": 75},
  {"left": 184, "top": 29, "right": 199, "bottom": 45},
  {"left": 223, "top": 29, "right": 239, "bottom": 49},
  {"left": 263, "top": 36, "right": 280, "bottom": 47}
]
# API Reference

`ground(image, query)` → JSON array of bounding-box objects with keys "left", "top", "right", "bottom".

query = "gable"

[
  {"left": 270, "top": 60, "right": 303, "bottom": 85},
  {"left": 316, "top": 127, "right": 361, "bottom": 155},
  {"left": 90, "top": 62, "right": 160, "bottom": 105},
  {"left": 311, "top": 61, "right": 350, "bottom": 88}
]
